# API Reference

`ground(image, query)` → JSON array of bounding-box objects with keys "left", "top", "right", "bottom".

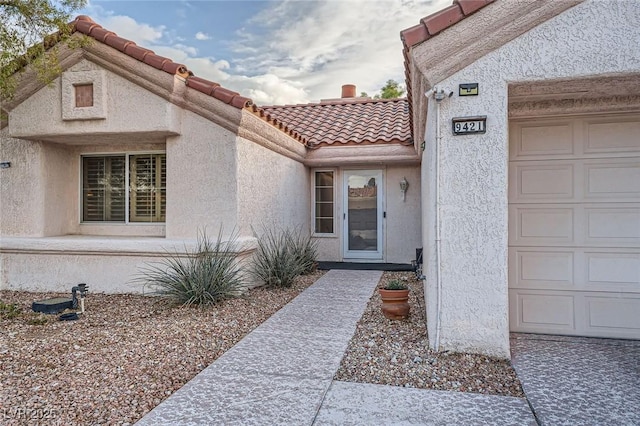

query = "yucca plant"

[
  {"left": 251, "top": 226, "right": 316, "bottom": 287},
  {"left": 286, "top": 226, "right": 319, "bottom": 275},
  {"left": 137, "top": 229, "right": 244, "bottom": 306}
]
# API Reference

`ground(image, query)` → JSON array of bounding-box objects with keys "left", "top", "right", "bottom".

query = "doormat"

[{"left": 317, "top": 262, "right": 413, "bottom": 271}]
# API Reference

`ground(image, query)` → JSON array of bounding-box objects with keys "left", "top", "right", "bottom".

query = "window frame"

[
  {"left": 311, "top": 168, "right": 337, "bottom": 237},
  {"left": 79, "top": 150, "right": 166, "bottom": 225}
]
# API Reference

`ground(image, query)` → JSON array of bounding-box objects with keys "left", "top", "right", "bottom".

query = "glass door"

[{"left": 343, "top": 170, "right": 383, "bottom": 259}]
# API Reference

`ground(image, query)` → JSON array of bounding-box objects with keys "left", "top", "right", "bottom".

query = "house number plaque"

[{"left": 452, "top": 116, "right": 487, "bottom": 135}]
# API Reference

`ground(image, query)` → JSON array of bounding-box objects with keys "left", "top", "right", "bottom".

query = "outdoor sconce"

[
  {"left": 400, "top": 177, "right": 409, "bottom": 201},
  {"left": 0, "top": 161, "right": 11, "bottom": 169}
]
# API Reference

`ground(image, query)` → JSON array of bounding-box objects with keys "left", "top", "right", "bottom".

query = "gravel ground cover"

[
  {"left": 2, "top": 269, "right": 524, "bottom": 425},
  {"left": 0, "top": 271, "right": 324, "bottom": 426},
  {"left": 334, "top": 271, "right": 524, "bottom": 397}
]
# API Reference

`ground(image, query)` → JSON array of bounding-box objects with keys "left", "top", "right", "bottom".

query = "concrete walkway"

[{"left": 137, "top": 270, "right": 535, "bottom": 425}]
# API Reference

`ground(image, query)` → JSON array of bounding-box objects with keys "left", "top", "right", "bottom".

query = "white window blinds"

[{"left": 82, "top": 153, "right": 166, "bottom": 223}]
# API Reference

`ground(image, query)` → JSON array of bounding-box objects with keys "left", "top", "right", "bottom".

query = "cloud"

[
  {"left": 79, "top": 0, "right": 449, "bottom": 105},
  {"left": 195, "top": 32, "right": 211, "bottom": 41},
  {"left": 97, "top": 15, "right": 164, "bottom": 45},
  {"left": 229, "top": 0, "right": 450, "bottom": 102}
]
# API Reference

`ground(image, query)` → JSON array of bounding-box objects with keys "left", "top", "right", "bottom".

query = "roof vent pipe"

[{"left": 341, "top": 84, "right": 356, "bottom": 98}]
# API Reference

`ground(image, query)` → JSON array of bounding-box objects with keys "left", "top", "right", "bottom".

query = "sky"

[{"left": 78, "top": 0, "right": 449, "bottom": 105}]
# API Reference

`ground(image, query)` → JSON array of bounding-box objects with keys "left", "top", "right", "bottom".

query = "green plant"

[
  {"left": 27, "top": 313, "right": 50, "bottom": 325},
  {"left": 251, "top": 226, "right": 316, "bottom": 287},
  {"left": 0, "top": 300, "right": 21, "bottom": 319},
  {"left": 136, "top": 229, "right": 244, "bottom": 306},
  {"left": 383, "top": 280, "right": 408, "bottom": 290},
  {"left": 287, "top": 227, "right": 318, "bottom": 275}
]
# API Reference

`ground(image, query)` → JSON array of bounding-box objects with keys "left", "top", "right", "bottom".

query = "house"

[
  {"left": 1, "top": 0, "right": 638, "bottom": 358},
  {"left": 0, "top": 18, "right": 421, "bottom": 293},
  {"left": 401, "top": 0, "right": 640, "bottom": 357}
]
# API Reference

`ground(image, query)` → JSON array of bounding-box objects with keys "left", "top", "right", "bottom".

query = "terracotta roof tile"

[
  {"left": 400, "top": 0, "right": 493, "bottom": 49},
  {"left": 399, "top": 0, "right": 494, "bottom": 141},
  {"left": 257, "top": 98, "right": 411, "bottom": 147},
  {"left": 71, "top": 16, "right": 252, "bottom": 109},
  {"left": 456, "top": 0, "right": 490, "bottom": 16},
  {"left": 123, "top": 44, "right": 153, "bottom": 61},
  {"left": 422, "top": 4, "right": 464, "bottom": 35}
]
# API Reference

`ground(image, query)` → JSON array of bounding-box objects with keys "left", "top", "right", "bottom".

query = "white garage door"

[{"left": 509, "top": 114, "right": 640, "bottom": 339}]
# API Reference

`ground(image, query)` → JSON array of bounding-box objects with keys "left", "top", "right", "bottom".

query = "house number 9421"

[{"left": 452, "top": 116, "right": 487, "bottom": 135}]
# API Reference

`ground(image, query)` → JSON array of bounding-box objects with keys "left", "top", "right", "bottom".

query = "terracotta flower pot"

[{"left": 379, "top": 288, "right": 410, "bottom": 320}]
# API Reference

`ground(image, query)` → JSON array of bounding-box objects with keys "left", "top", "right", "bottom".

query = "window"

[
  {"left": 82, "top": 153, "right": 166, "bottom": 223},
  {"left": 74, "top": 84, "right": 93, "bottom": 107},
  {"left": 313, "top": 170, "right": 334, "bottom": 234}
]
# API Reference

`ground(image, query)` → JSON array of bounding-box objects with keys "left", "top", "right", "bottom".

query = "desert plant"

[
  {"left": 383, "top": 280, "right": 408, "bottom": 290},
  {"left": 0, "top": 300, "right": 21, "bottom": 319},
  {"left": 251, "top": 226, "right": 315, "bottom": 287},
  {"left": 286, "top": 227, "right": 318, "bottom": 275},
  {"left": 27, "top": 313, "right": 50, "bottom": 325},
  {"left": 136, "top": 229, "right": 244, "bottom": 306}
]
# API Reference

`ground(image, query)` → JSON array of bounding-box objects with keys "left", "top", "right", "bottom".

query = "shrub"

[
  {"left": 27, "top": 313, "right": 50, "bottom": 325},
  {"left": 251, "top": 226, "right": 317, "bottom": 287},
  {"left": 286, "top": 227, "right": 318, "bottom": 275},
  {"left": 0, "top": 300, "right": 21, "bottom": 319},
  {"left": 383, "top": 280, "right": 408, "bottom": 290},
  {"left": 137, "top": 229, "right": 244, "bottom": 306}
]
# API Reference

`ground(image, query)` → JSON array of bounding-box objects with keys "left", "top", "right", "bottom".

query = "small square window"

[{"left": 75, "top": 84, "right": 94, "bottom": 107}]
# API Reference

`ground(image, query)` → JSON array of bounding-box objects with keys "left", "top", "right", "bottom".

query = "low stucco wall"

[{"left": 0, "top": 236, "right": 257, "bottom": 293}]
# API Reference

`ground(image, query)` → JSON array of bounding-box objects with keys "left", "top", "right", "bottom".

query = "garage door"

[{"left": 509, "top": 114, "right": 640, "bottom": 339}]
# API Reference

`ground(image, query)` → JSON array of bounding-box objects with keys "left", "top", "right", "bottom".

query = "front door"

[{"left": 343, "top": 170, "right": 383, "bottom": 260}]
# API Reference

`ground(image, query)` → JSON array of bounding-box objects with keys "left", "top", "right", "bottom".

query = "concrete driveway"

[{"left": 511, "top": 333, "right": 640, "bottom": 426}]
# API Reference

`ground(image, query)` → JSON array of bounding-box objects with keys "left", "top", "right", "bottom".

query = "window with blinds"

[
  {"left": 82, "top": 156, "right": 125, "bottom": 221},
  {"left": 313, "top": 170, "right": 335, "bottom": 234},
  {"left": 82, "top": 153, "right": 166, "bottom": 223},
  {"left": 129, "top": 154, "right": 166, "bottom": 222}
]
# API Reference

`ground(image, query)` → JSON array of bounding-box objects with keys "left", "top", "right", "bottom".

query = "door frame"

[{"left": 342, "top": 169, "right": 384, "bottom": 260}]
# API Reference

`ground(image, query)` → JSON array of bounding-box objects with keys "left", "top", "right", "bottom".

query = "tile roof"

[
  {"left": 72, "top": 16, "right": 252, "bottom": 109},
  {"left": 258, "top": 98, "right": 411, "bottom": 147},
  {"left": 400, "top": 0, "right": 494, "bottom": 138}
]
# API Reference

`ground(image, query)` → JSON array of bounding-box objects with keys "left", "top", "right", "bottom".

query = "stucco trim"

[
  {"left": 61, "top": 69, "right": 107, "bottom": 121},
  {"left": 2, "top": 47, "right": 84, "bottom": 112},
  {"left": 509, "top": 95, "right": 640, "bottom": 119},
  {"left": 411, "top": 0, "right": 583, "bottom": 87},
  {"left": 237, "top": 111, "right": 307, "bottom": 163},
  {"left": 0, "top": 236, "right": 257, "bottom": 257},
  {"left": 305, "top": 144, "right": 420, "bottom": 167}
]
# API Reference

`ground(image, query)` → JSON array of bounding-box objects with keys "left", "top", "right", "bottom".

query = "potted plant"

[{"left": 379, "top": 279, "right": 410, "bottom": 320}]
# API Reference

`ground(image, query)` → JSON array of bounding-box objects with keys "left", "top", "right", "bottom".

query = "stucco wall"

[
  {"left": 236, "top": 137, "right": 309, "bottom": 236},
  {"left": 165, "top": 111, "right": 239, "bottom": 239},
  {"left": 0, "top": 130, "right": 47, "bottom": 236},
  {"left": 41, "top": 142, "right": 76, "bottom": 236},
  {"left": 384, "top": 166, "right": 422, "bottom": 264},
  {"left": 419, "top": 0, "right": 640, "bottom": 358},
  {"left": 8, "top": 60, "right": 180, "bottom": 140},
  {"left": 0, "top": 133, "right": 75, "bottom": 237}
]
